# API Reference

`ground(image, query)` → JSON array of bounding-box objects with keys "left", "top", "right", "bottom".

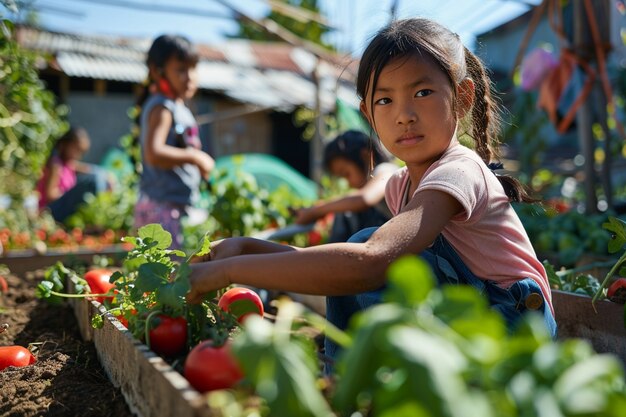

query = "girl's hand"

[
  {"left": 193, "top": 151, "right": 215, "bottom": 179},
  {"left": 293, "top": 207, "right": 319, "bottom": 225},
  {"left": 187, "top": 261, "right": 229, "bottom": 304},
  {"left": 190, "top": 238, "right": 246, "bottom": 264}
]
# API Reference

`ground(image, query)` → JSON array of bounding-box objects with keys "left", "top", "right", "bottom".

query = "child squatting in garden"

[
  {"left": 187, "top": 17, "right": 557, "bottom": 361},
  {"left": 292, "top": 129, "right": 398, "bottom": 243}
]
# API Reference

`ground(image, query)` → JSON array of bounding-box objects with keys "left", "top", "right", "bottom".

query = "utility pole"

[{"left": 573, "top": 0, "right": 598, "bottom": 213}]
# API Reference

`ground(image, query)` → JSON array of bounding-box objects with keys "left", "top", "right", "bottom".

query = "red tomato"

[
  {"left": 218, "top": 287, "right": 264, "bottom": 323},
  {"left": 184, "top": 340, "right": 243, "bottom": 392},
  {"left": 148, "top": 315, "right": 187, "bottom": 357},
  {"left": 0, "top": 346, "right": 37, "bottom": 371},
  {"left": 0, "top": 276, "right": 8, "bottom": 294},
  {"left": 607, "top": 278, "right": 626, "bottom": 304},
  {"left": 84, "top": 269, "right": 115, "bottom": 303}
]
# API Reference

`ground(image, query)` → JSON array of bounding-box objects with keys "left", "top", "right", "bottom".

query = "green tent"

[{"left": 213, "top": 153, "right": 318, "bottom": 201}]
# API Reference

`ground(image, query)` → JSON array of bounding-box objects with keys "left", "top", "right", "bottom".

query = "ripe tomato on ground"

[
  {"left": 84, "top": 269, "right": 115, "bottom": 303},
  {"left": 0, "top": 346, "right": 37, "bottom": 371},
  {"left": 184, "top": 340, "right": 243, "bottom": 393},
  {"left": 0, "top": 276, "right": 8, "bottom": 294},
  {"left": 148, "top": 315, "right": 187, "bottom": 357},
  {"left": 218, "top": 287, "right": 264, "bottom": 323}
]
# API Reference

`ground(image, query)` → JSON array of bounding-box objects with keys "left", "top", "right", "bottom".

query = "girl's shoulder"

[{"left": 144, "top": 93, "right": 176, "bottom": 113}]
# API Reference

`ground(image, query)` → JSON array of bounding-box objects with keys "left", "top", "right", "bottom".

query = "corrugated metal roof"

[{"left": 15, "top": 26, "right": 359, "bottom": 112}]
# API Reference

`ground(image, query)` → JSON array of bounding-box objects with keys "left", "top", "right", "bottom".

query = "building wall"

[
  {"left": 209, "top": 100, "right": 272, "bottom": 157},
  {"left": 66, "top": 93, "right": 135, "bottom": 164}
]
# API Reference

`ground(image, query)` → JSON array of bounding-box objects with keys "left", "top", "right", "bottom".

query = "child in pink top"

[
  {"left": 37, "top": 127, "right": 106, "bottom": 223},
  {"left": 186, "top": 18, "right": 556, "bottom": 362}
]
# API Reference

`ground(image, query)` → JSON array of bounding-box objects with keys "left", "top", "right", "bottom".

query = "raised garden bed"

[
  {"left": 0, "top": 269, "right": 133, "bottom": 417},
  {"left": 552, "top": 289, "right": 626, "bottom": 365},
  {"left": 0, "top": 245, "right": 128, "bottom": 276},
  {"left": 66, "top": 290, "right": 213, "bottom": 417}
]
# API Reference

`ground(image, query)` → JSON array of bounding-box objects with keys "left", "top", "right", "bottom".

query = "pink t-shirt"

[
  {"left": 37, "top": 155, "right": 77, "bottom": 209},
  {"left": 385, "top": 139, "right": 553, "bottom": 315}
]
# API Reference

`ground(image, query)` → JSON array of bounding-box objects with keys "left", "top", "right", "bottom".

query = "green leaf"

[
  {"left": 543, "top": 260, "right": 562, "bottom": 289},
  {"left": 135, "top": 262, "right": 170, "bottom": 293},
  {"left": 138, "top": 224, "right": 172, "bottom": 250},
  {"left": 91, "top": 314, "right": 104, "bottom": 329},
  {"left": 155, "top": 280, "right": 188, "bottom": 311},
  {"left": 602, "top": 217, "right": 626, "bottom": 254},
  {"left": 232, "top": 317, "right": 332, "bottom": 417},
  {"left": 226, "top": 299, "right": 261, "bottom": 318},
  {"left": 194, "top": 233, "right": 212, "bottom": 257},
  {"left": 383, "top": 255, "right": 435, "bottom": 306},
  {"left": 35, "top": 281, "right": 54, "bottom": 299}
]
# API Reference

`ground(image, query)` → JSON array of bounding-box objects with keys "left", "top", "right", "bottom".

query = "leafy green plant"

[
  {"left": 0, "top": 11, "right": 68, "bottom": 251},
  {"left": 65, "top": 182, "right": 137, "bottom": 232},
  {"left": 593, "top": 217, "right": 626, "bottom": 307},
  {"left": 36, "top": 224, "right": 240, "bottom": 353},
  {"left": 223, "top": 256, "right": 626, "bottom": 416}
]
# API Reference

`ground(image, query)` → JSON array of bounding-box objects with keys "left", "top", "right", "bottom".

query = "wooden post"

[
  {"left": 573, "top": 0, "right": 598, "bottom": 213},
  {"left": 310, "top": 59, "right": 324, "bottom": 183}
]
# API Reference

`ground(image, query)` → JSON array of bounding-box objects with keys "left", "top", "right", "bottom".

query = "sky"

[{"left": 4, "top": 0, "right": 540, "bottom": 55}]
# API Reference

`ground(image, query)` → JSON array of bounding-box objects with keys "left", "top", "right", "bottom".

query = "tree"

[
  {"left": 0, "top": 2, "right": 67, "bottom": 203},
  {"left": 230, "top": 0, "right": 334, "bottom": 51}
]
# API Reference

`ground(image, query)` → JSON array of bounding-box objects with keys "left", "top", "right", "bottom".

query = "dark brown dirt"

[{"left": 0, "top": 270, "right": 134, "bottom": 417}]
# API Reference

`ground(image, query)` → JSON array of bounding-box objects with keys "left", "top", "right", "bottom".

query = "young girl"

[
  {"left": 37, "top": 126, "right": 107, "bottom": 223},
  {"left": 187, "top": 18, "right": 556, "bottom": 357},
  {"left": 293, "top": 130, "right": 397, "bottom": 242},
  {"left": 133, "top": 34, "right": 214, "bottom": 249}
]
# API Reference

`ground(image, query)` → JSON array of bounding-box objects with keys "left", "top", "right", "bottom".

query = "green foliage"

[
  {"left": 231, "top": 0, "right": 334, "bottom": 51},
  {"left": 515, "top": 203, "right": 615, "bottom": 267},
  {"left": 65, "top": 183, "right": 137, "bottom": 232},
  {"left": 226, "top": 256, "right": 626, "bottom": 416},
  {"left": 0, "top": 19, "right": 67, "bottom": 202}
]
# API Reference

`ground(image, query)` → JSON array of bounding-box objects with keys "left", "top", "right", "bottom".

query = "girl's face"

[
  {"left": 328, "top": 157, "right": 368, "bottom": 189},
  {"left": 61, "top": 137, "right": 90, "bottom": 161},
  {"left": 161, "top": 56, "right": 198, "bottom": 100},
  {"left": 360, "top": 54, "right": 459, "bottom": 175}
]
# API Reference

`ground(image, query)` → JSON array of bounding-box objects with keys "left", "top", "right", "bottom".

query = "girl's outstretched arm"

[
  {"left": 187, "top": 189, "right": 462, "bottom": 303},
  {"left": 191, "top": 237, "right": 297, "bottom": 263},
  {"left": 294, "top": 165, "right": 395, "bottom": 224}
]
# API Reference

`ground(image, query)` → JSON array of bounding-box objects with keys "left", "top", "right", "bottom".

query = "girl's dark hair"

[
  {"left": 135, "top": 34, "right": 199, "bottom": 110},
  {"left": 130, "top": 35, "right": 199, "bottom": 173},
  {"left": 356, "top": 18, "right": 535, "bottom": 203},
  {"left": 56, "top": 126, "right": 88, "bottom": 148},
  {"left": 323, "top": 130, "right": 389, "bottom": 173}
]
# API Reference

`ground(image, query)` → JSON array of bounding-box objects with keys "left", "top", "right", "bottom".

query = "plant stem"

[
  {"left": 48, "top": 290, "right": 111, "bottom": 298},
  {"left": 303, "top": 310, "right": 352, "bottom": 348},
  {"left": 592, "top": 251, "right": 626, "bottom": 306},
  {"left": 144, "top": 309, "right": 163, "bottom": 350}
]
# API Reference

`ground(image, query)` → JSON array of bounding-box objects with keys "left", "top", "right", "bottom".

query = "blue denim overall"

[{"left": 324, "top": 227, "right": 557, "bottom": 363}]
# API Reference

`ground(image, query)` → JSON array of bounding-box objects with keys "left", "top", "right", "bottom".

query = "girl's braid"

[{"left": 463, "top": 46, "right": 500, "bottom": 164}]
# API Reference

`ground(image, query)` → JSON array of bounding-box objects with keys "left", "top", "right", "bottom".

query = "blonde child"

[{"left": 187, "top": 18, "right": 556, "bottom": 360}]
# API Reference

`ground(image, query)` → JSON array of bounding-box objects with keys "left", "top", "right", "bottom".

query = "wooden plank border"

[
  {"left": 66, "top": 288, "right": 213, "bottom": 417},
  {"left": 552, "top": 289, "right": 626, "bottom": 366}
]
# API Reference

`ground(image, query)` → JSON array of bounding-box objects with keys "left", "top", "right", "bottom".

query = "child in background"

[
  {"left": 187, "top": 18, "right": 556, "bottom": 362},
  {"left": 293, "top": 130, "right": 397, "bottom": 243},
  {"left": 133, "top": 34, "right": 214, "bottom": 249},
  {"left": 37, "top": 126, "right": 108, "bottom": 223}
]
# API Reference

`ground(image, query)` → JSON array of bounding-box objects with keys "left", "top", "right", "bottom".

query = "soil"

[{"left": 0, "top": 270, "right": 134, "bottom": 417}]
